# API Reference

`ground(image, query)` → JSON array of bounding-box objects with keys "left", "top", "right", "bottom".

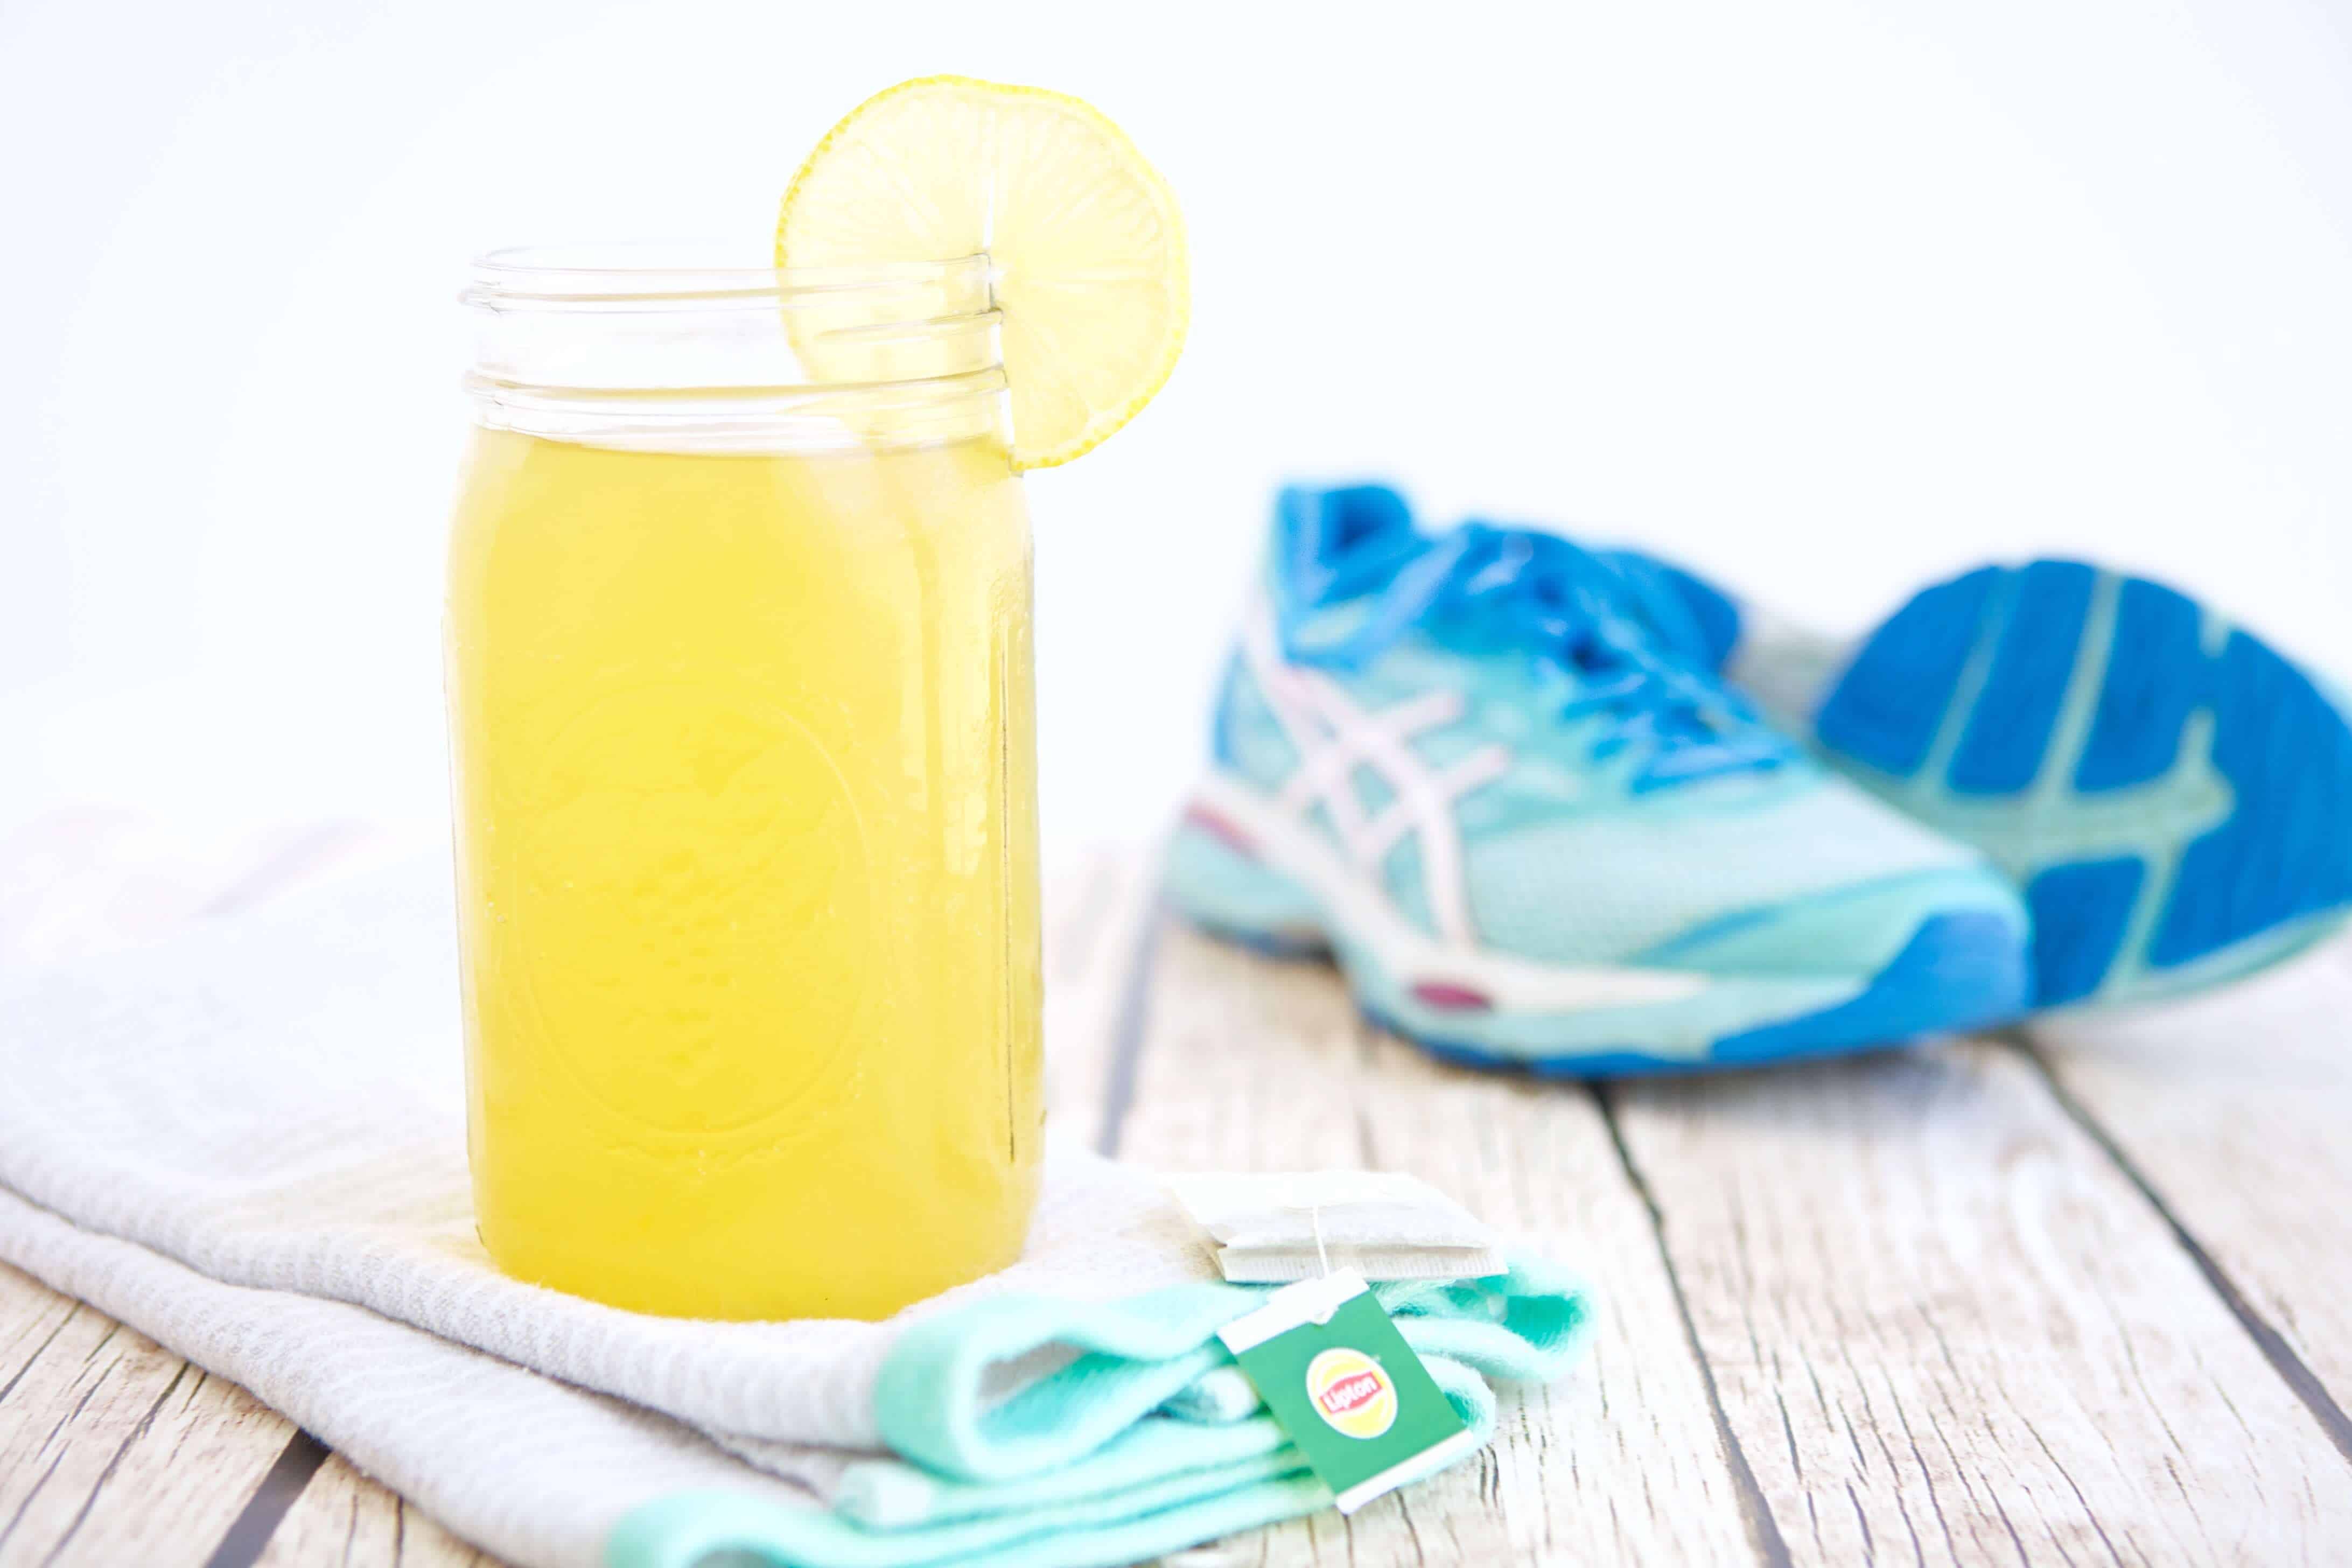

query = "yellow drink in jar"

[
  {"left": 447, "top": 68, "right": 1184, "bottom": 1322},
  {"left": 445, "top": 425, "right": 1041, "bottom": 1320}
]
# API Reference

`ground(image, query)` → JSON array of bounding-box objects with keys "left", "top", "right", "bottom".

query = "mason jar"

[{"left": 446, "top": 245, "right": 1041, "bottom": 1320}]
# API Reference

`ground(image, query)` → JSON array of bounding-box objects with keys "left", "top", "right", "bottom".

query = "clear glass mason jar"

[{"left": 445, "top": 245, "right": 1042, "bottom": 1321}]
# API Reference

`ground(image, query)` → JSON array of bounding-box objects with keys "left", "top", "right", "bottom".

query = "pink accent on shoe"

[
  {"left": 1410, "top": 981, "right": 1494, "bottom": 1012},
  {"left": 1183, "top": 803, "right": 1259, "bottom": 860}
]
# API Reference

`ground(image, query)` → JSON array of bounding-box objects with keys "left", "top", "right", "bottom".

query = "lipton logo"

[{"left": 1304, "top": 1347, "right": 1398, "bottom": 1439}]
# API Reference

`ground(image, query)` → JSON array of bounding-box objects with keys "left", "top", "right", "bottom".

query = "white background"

[{"left": 5, "top": 0, "right": 2349, "bottom": 858}]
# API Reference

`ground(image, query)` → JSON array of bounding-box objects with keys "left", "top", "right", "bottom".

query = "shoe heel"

[{"left": 1163, "top": 805, "right": 1328, "bottom": 958}]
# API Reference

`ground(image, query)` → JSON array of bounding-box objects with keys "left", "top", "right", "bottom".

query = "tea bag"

[{"left": 1164, "top": 1170, "right": 1507, "bottom": 1284}]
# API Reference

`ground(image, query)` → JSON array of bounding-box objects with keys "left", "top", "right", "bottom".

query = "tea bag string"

[{"left": 1310, "top": 1199, "right": 1336, "bottom": 1324}]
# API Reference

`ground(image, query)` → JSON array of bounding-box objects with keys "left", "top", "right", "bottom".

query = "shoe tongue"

[
  {"left": 1275, "top": 484, "right": 1421, "bottom": 607},
  {"left": 1424, "top": 523, "right": 1629, "bottom": 646},
  {"left": 1600, "top": 551, "right": 1739, "bottom": 673}
]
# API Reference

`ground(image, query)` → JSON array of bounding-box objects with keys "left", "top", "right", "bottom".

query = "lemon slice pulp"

[{"left": 778, "top": 76, "right": 1188, "bottom": 470}]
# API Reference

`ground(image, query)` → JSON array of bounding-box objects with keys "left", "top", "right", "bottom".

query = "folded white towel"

[
  {"left": 0, "top": 853, "right": 1229, "bottom": 1560},
  {"left": 0, "top": 847, "right": 1590, "bottom": 1567},
  {"left": 0, "top": 1181, "right": 804, "bottom": 1566},
  {"left": 0, "top": 854, "right": 1219, "bottom": 1445}
]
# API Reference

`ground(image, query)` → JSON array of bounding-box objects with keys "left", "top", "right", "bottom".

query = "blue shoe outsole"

[
  {"left": 1177, "top": 906, "right": 2027, "bottom": 1080},
  {"left": 1815, "top": 560, "right": 2352, "bottom": 1007}
]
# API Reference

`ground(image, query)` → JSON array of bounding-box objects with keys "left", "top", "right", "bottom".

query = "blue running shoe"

[
  {"left": 1613, "top": 554, "right": 2352, "bottom": 1010},
  {"left": 1165, "top": 485, "right": 2032, "bottom": 1076}
]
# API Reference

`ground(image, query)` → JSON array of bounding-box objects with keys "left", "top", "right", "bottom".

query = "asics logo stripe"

[{"left": 1241, "top": 603, "right": 1509, "bottom": 947}]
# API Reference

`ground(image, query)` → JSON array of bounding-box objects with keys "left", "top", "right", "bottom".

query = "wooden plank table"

[{"left": 4, "top": 829, "right": 2350, "bottom": 1566}]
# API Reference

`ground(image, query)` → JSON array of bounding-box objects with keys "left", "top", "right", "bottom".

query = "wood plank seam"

[
  {"left": 251, "top": 1450, "right": 496, "bottom": 1568},
  {"left": 2011, "top": 1032, "right": 2352, "bottom": 1470},
  {"left": 200, "top": 1431, "right": 332, "bottom": 1568},
  {"left": 1593, "top": 1084, "right": 1795, "bottom": 1568},
  {"left": 1094, "top": 900, "right": 1170, "bottom": 1158}
]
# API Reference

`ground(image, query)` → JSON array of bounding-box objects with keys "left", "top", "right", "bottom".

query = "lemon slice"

[{"left": 778, "top": 76, "right": 1188, "bottom": 470}]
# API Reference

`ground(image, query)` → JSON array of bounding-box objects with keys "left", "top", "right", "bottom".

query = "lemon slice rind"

[{"left": 776, "top": 76, "right": 1188, "bottom": 471}]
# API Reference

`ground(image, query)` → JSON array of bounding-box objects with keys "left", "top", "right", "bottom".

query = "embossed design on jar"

[{"left": 504, "top": 680, "right": 874, "bottom": 1136}]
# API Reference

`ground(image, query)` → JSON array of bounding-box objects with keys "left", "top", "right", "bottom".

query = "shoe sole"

[
  {"left": 1813, "top": 559, "right": 2352, "bottom": 1009},
  {"left": 1163, "top": 783, "right": 2027, "bottom": 1078}
]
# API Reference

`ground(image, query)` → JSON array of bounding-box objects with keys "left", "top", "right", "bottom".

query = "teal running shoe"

[
  {"left": 1612, "top": 553, "right": 2352, "bottom": 1010},
  {"left": 1165, "top": 485, "right": 2031, "bottom": 1076}
]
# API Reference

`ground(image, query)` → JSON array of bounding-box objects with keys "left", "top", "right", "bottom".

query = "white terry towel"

[
  {"left": 0, "top": 850, "right": 1590, "bottom": 1567},
  {"left": 0, "top": 853, "right": 1216, "bottom": 1562},
  {"left": 0, "top": 854, "right": 1219, "bottom": 1452}
]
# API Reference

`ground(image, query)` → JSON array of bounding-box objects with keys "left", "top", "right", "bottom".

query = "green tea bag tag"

[{"left": 1215, "top": 1270, "right": 1478, "bottom": 1514}]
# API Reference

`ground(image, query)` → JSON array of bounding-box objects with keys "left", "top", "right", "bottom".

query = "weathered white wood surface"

[
  {"left": 2029, "top": 948, "right": 2352, "bottom": 1432},
  {"left": 0, "top": 1261, "right": 296, "bottom": 1566},
  {"left": 5, "top": 832, "right": 2352, "bottom": 1566},
  {"left": 1614, "top": 1038, "right": 2352, "bottom": 1564}
]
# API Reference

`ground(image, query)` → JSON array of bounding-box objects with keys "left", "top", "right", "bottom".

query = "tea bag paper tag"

[
  {"left": 1215, "top": 1271, "right": 1478, "bottom": 1514},
  {"left": 1165, "top": 1170, "right": 1507, "bottom": 1283}
]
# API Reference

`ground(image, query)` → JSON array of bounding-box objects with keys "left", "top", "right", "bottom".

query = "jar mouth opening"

[
  {"left": 461, "top": 241, "right": 1008, "bottom": 451},
  {"left": 465, "top": 242, "right": 993, "bottom": 309}
]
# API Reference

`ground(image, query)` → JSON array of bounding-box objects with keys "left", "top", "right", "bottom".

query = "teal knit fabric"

[{"left": 607, "top": 1258, "right": 1589, "bottom": 1567}]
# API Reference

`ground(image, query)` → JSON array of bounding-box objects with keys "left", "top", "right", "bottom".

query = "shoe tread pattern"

[{"left": 1817, "top": 561, "right": 2352, "bottom": 1005}]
